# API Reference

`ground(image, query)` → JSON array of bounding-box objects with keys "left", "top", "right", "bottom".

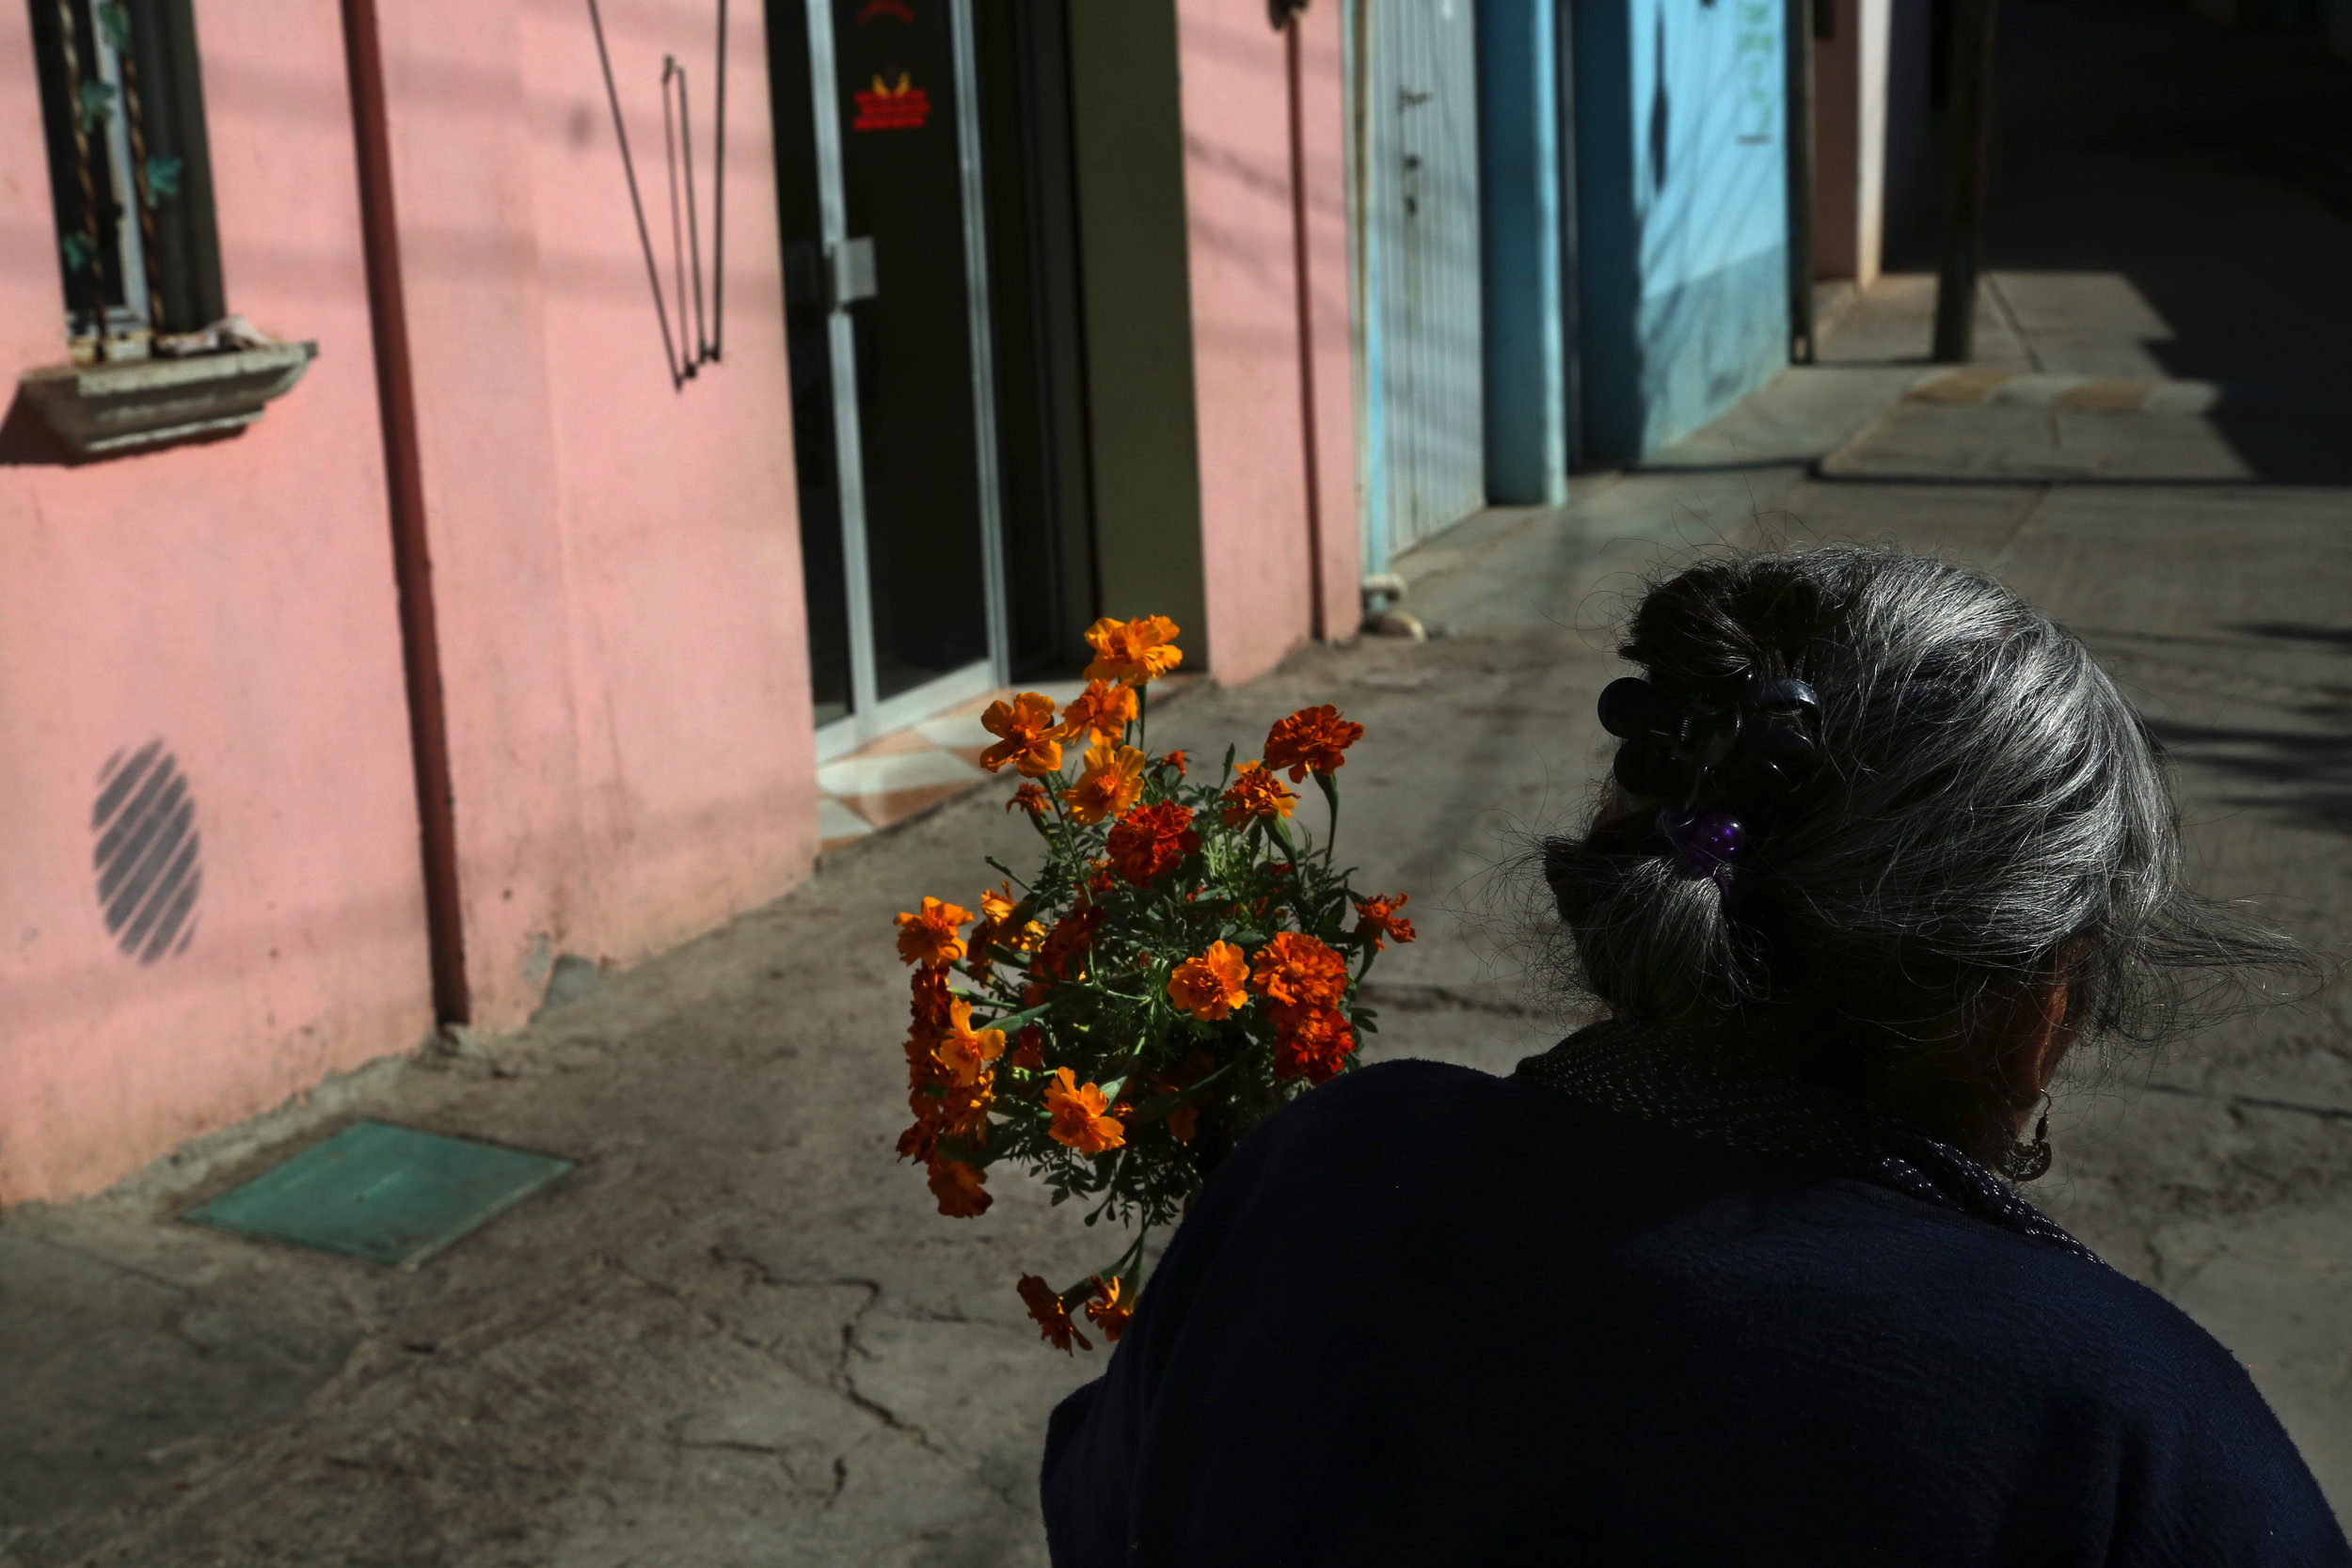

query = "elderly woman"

[{"left": 1038, "top": 547, "right": 2348, "bottom": 1565}]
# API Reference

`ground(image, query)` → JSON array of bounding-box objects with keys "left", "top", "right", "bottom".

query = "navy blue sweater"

[{"left": 1041, "top": 1057, "right": 2348, "bottom": 1565}]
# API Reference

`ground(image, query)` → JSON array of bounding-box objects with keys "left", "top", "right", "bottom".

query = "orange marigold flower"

[
  {"left": 1044, "top": 1068, "right": 1127, "bottom": 1155},
  {"left": 1167, "top": 941, "right": 1249, "bottom": 1022},
  {"left": 937, "top": 1002, "right": 1006, "bottom": 1088},
  {"left": 1162, "top": 749, "right": 1188, "bottom": 779},
  {"left": 1057, "top": 679, "right": 1139, "bottom": 746},
  {"left": 1353, "top": 892, "right": 1418, "bottom": 952},
  {"left": 1151, "top": 1049, "right": 1217, "bottom": 1145},
  {"left": 1083, "top": 615, "right": 1184, "bottom": 686},
  {"left": 1106, "top": 800, "right": 1201, "bottom": 885},
  {"left": 1249, "top": 930, "right": 1349, "bottom": 1010},
  {"left": 926, "top": 1156, "right": 993, "bottom": 1218},
  {"left": 896, "top": 1118, "right": 939, "bottom": 1164},
  {"left": 1008, "top": 782, "right": 1051, "bottom": 818},
  {"left": 1262, "top": 705, "right": 1366, "bottom": 783},
  {"left": 1218, "top": 761, "right": 1297, "bottom": 829},
  {"left": 978, "top": 692, "right": 1064, "bottom": 777},
  {"left": 894, "top": 897, "right": 971, "bottom": 969},
  {"left": 1009, "top": 1026, "right": 1046, "bottom": 1072},
  {"left": 1270, "top": 1003, "right": 1356, "bottom": 1085},
  {"left": 1068, "top": 739, "right": 1147, "bottom": 825},
  {"left": 1084, "top": 1275, "right": 1135, "bottom": 1343},
  {"left": 1018, "top": 1274, "right": 1093, "bottom": 1354}
]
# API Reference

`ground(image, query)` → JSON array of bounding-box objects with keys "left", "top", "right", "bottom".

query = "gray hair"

[{"left": 1542, "top": 545, "right": 2314, "bottom": 1136}]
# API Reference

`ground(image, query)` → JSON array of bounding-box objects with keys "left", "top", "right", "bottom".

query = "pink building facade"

[{"left": 0, "top": 0, "right": 1355, "bottom": 1206}]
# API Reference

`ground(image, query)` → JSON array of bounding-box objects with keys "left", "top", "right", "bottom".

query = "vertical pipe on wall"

[
  {"left": 1786, "top": 0, "right": 1818, "bottom": 363},
  {"left": 341, "top": 0, "right": 469, "bottom": 1024},
  {"left": 1931, "top": 0, "right": 1996, "bottom": 362},
  {"left": 1285, "top": 15, "right": 1328, "bottom": 641},
  {"left": 1476, "top": 0, "right": 1567, "bottom": 506}
]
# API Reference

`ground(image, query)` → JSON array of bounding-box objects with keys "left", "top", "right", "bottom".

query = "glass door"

[{"left": 771, "top": 0, "right": 1009, "bottom": 759}]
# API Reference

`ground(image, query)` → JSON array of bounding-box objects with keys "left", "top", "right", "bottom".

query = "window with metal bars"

[{"left": 26, "top": 0, "right": 222, "bottom": 361}]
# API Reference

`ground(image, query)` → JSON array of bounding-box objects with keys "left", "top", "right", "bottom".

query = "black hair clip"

[{"left": 1599, "top": 669, "right": 1824, "bottom": 880}]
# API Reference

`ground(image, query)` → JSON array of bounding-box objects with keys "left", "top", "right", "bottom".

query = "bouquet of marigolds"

[{"left": 890, "top": 615, "right": 1414, "bottom": 1354}]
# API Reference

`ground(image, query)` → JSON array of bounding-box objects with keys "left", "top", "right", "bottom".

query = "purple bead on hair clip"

[{"left": 1658, "top": 807, "right": 1747, "bottom": 882}]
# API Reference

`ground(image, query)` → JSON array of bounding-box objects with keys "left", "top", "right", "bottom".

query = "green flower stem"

[
  {"left": 1315, "top": 771, "right": 1342, "bottom": 867},
  {"left": 986, "top": 856, "right": 1036, "bottom": 894}
]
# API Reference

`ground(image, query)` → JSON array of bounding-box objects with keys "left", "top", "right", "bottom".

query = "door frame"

[{"left": 807, "top": 0, "right": 1012, "bottom": 764}]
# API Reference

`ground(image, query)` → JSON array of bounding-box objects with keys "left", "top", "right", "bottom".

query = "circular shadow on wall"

[{"left": 92, "top": 739, "right": 201, "bottom": 963}]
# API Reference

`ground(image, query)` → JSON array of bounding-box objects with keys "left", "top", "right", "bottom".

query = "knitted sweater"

[{"left": 1040, "top": 1055, "right": 2350, "bottom": 1566}]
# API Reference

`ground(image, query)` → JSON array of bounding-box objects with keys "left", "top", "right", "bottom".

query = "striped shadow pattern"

[{"left": 92, "top": 739, "right": 201, "bottom": 963}]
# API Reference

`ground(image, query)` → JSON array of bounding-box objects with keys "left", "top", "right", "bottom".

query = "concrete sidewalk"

[{"left": 8, "top": 1, "right": 2351, "bottom": 1558}]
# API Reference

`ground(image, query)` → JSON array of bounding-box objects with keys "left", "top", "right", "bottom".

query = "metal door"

[
  {"left": 771, "top": 0, "right": 1010, "bottom": 759},
  {"left": 1367, "top": 0, "right": 1484, "bottom": 556}
]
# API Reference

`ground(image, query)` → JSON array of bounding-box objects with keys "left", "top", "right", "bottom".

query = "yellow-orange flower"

[
  {"left": 1353, "top": 893, "right": 1417, "bottom": 952},
  {"left": 1018, "top": 1274, "right": 1092, "bottom": 1354},
  {"left": 894, "top": 897, "right": 971, "bottom": 968},
  {"left": 1217, "top": 761, "right": 1297, "bottom": 829},
  {"left": 937, "top": 1001, "right": 1006, "bottom": 1088},
  {"left": 926, "top": 1157, "right": 992, "bottom": 1218},
  {"left": 1263, "top": 705, "right": 1366, "bottom": 782},
  {"left": 1057, "top": 679, "right": 1138, "bottom": 746},
  {"left": 1248, "top": 930, "right": 1349, "bottom": 1010},
  {"left": 1044, "top": 1068, "right": 1127, "bottom": 1154},
  {"left": 1067, "top": 739, "right": 1146, "bottom": 825},
  {"left": 978, "top": 692, "right": 1064, "bottom": 776},
  {"left": 1083, "top": 615, "right": 1184, "bottom": 686},
  {"left": 1084, "top": 1275, "right": 1135, "bottom": 1342},
  {"left": 1167, "top": 941, "right": 1249, "bottom": 1022}
]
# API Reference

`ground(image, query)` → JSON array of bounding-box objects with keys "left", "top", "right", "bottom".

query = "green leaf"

[
  {"left": 95, "top": 2, "right": 131, "bottom": 50},
  {"left": 78, "top": 78, "right": 116, "bottom": 131},
  {"left": 143, "top": 154, "right": 184, "bottom": 204}
]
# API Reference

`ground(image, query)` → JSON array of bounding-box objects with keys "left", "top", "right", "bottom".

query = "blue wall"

[
  {"left": 1478, "top": 0, "right": 1568, "bottom": 506},
  {"left": 1573, "top": 0, "right": 1789, "bottom": 462}
]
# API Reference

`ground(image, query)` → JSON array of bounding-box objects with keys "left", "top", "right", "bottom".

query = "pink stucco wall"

[
  {"left": 1176, "top": 2, "right": 1359, "bottom": 685},
  {"left": 0, "top": 6, "right": 434, "bottom": 1202},
  {"left": 383, "top": 0, "right": 818, "bottom": 1032}
]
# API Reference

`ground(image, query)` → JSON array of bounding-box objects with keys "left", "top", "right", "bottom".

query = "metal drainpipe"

[
  {"left": 1286, "top": 13, "right": 1328, "bottom": 641},
  {"left": 1787, "top": 0, "right": 1818, "bottom": 364},
  {"left": 341, "top": 0, "right": 470, "bottom": 1024}
]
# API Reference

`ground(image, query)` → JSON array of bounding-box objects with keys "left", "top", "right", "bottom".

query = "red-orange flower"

[
  {"left": 1044, "top": 1068, "right": 1126, "bottom": 1154},
  {"left": 1353, "top": 892, "right": 1418, "bottom": 952},
  {"left": 1009, "top": 1026, "right": 1046, "bottom": 1072},
  {"left": 1218, "top": 761, "right": 1297, "bottom": 829},
  {"left": 1271, "top": 1004, "right": 1356, "bottom": 1085},
  {"left": 937, "top": 1001, "right": 1006, "bottom": 1088},
  {"left": 1057, "top": 679, "right": 1138, "bottom": 747},
  {"left": 894, "top": 897, "right": 971, "bottom": 968},
  {"left": 1036, "top": 905, "right": 1103, "bottom": 982},
  {"left": 1106, "top": 800, "right": 1201, "bottom": 885},
  {"left": 1262, "top": 705, "right": 1366, "bottom": 783},
  {"left": 1084, "top": 1275, "right": 1135, "bottom": 1342},
  {"left": 1008, "top": 782, "right": 1050, "bottom": 817},
  {"left": 1166, "top": 941, "right": 1249, "bottom": 1022},
  {"left": 1248, "top": 931, "right": 1349, "bottom": 1010},
  {"left": 909, "top": 965, "right": 955, "bottom": 1042},
  {"left": 1162, "top": 749, "right": 1188, "bottom": 779},
  {"left": 926, "top": 1156, "right": 992, "bottom": 1218},
  {"left": 1083, "top": 615, "right": 1184, "bottom": 686},
  {"left": 1018, "top": 1274, "right": 1093, "bottom": 1354},
  {"left": 977, "top": 691, "right": 1064, "bottom": 776},
  {"left": 1068, "top": 739, "right": 1147, "bottom": 825}
]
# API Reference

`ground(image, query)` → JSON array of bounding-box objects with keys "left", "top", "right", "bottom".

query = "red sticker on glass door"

[{"left": 852, "top": 72, "right": 930, "bottom": 131}]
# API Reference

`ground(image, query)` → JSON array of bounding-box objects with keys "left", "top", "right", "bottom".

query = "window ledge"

[{"left": 19, "top": 341, "right": 319, "bottom": 457}]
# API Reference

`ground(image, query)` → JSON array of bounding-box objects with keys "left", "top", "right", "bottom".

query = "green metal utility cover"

[{"left": 183, "top": 1120, "right": 573, "bottom": 1268}]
